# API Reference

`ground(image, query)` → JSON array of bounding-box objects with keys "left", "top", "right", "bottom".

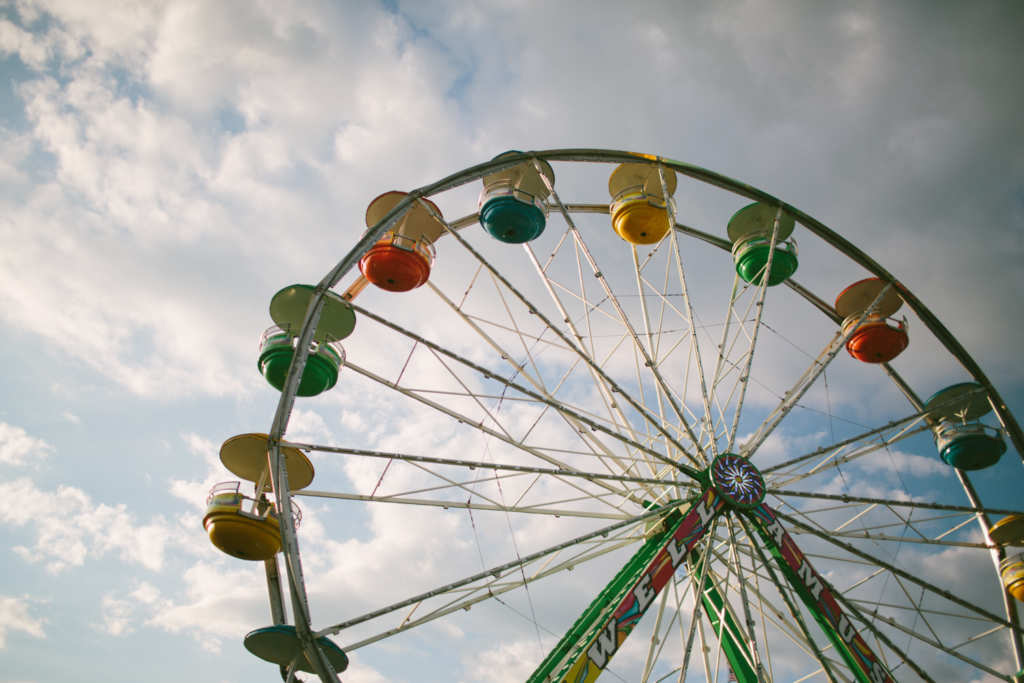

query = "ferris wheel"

[{"left": 203, "top": 150, "right": 1024, "bottom": 682}]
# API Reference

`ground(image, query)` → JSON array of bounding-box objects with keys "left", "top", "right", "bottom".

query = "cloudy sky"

[{"left": 1, "top": 1, "right": 1023, "bottom": 682}]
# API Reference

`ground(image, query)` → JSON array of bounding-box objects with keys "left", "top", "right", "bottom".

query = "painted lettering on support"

[
  {"left": 836, "top": 613, "right": 856, "bottom": 643},
  {"left": 695, "top": 497, "right": 717, "bottom": 526},
  {"left": 753, "top": 504, "right": 895, "bottom": 683},
  {"left": 796, "top": 559, "right": 823, "bottom": 601},
  {"left": 565, "top": 491, "right": 723, "bottom": 683},
  {"left": 633, "top": 573, "right": 656, "bottom": 614},
  {"left": 666, "top": 537, "right": 686, "bottom": 568},
  {"left": 587, "top": 621, "right": 618, "bottom": 669}
]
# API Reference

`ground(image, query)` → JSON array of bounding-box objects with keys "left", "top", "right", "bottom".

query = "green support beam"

[
  {"left": 745, "top": 503, "right": 896, "bottom": 683},
  {"left": 688, "top": 555, "right": 759, "bottom": 683},
  {"left": 529, "top": 489, "right": 724, "bottom": 683}
]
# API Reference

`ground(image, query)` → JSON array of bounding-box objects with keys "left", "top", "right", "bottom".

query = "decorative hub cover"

[{"left": 710, "top": 453, "right": 766, "bottom": 510}]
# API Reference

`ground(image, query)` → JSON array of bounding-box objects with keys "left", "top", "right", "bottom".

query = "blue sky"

[{"left": 1, "top": 1, "right": 1023, "bottom": 682}]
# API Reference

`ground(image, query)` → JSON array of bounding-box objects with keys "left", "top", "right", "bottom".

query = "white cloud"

[
  {"left": 169, "top": 432, "right": 225, "bottom": 511},
  {"left": 855, "top": 446, "right": 947, "bottom": 478},
  {"left": 286, "top": 408, "right": 335, "bottom": 444},
  {"left": 0, "top": 15, "right": 54, "bottom": 69},
  {"left": 0, "top": 477, "right": 180, "bottom": 573},
  {"left": 0, "top": 594, "right": 46, "bottom": 648},
  {"left": 99, "top": 579, "right": 192, "bottom": 642},
  {"left": 339, "top": 661, "right": 392, "bottom": 683},
  {"left": 100, "top": 592, "right": 136, "bottom": 636},
  {"left": 146, "top": 560, "right": 266, "bottom": 654},
  {"left": 461, "top": 639, "right": 543, "bottom": 683},
  {"left": 0, "top": 422, "right": 52, "bottom": 466}
]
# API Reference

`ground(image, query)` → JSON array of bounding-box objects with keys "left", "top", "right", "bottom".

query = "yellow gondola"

[{"left": 203, "top": 481, "right": 302, "bottom": 561}]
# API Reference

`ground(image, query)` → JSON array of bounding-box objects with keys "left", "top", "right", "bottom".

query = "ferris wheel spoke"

[
  {"left": 742, "top": 282, "right": 901, "bottom": 461},
  {"left": 676, "top": 520, "right": 720, "bottom": 683},
  {"left": 738, "top": 329, "right": 848, "bottom": 461},
  {"left": 722, "top": 207, "right": 785, "bottom": 454},
  {"left": 843, "top": 590, "right": 1015, "bottom": 680},
  {"left": 410, "top": 327, "right": 672, "bottom": 504},
  {"left": 629, "top": 243, "right": 682, "bottom": 469},
  {"left": 639, "top": 585, "right": 672, "bottom": 682},
  {"left": 765, "top": 487, "right": 1023, "bottom": 519},
  {"left": 722, "top": 516, "right": 768, "bottom": 679},
  {"left": 345, "top": 340, "right": 695, "bottom": 488},
  {"left": 737, "top": 514, "right": 842, "bottom": 683},
  {"left": 532, "top": 184, "right": 709, "bottom": 462},
  {"left": 404, "top": 226, "right": 706, "bottom": 480},
  {"left": 681, "top": 526, "right": 751, "bottom": 683},
  {"left": 705, "top": 273, "right": 756, "bottom": 452},
  {"left": 338, "top": 366, "right": 638, "bottom": 514},
  {"left": 822, "top": 581, "right": 936, "bottom": 682},
  {"left": 339, "top": 532, "right": 639, "bottom": 653},
  {"left": 662, "top": 206, "right": 717, "bottom": 460},
  {"left": 639, "top": 568, "right": 706, "bottom": 683},
  {"left": 318, "top": 503, "right": 682, "bottom": 642},
  {"left": 764, "top": 494, "right": 996, "bottom": 573},
  {"left": 426, "top": 275, "right": 658, "bottom": 480},
  {"left": 573, "top": 235, "right": 704, "bottom": 462},
  {"left": 761, "top": 410, "right": 931, "bottom": 488},
  {"left": 773, "top": 509, "right": 993, "bottom": 549},
  {"left": 765, "top": 434, "right": 934, "bottom": 491},
  {"left": 521, "top": 241, "right": 697, "bottom": 473},
  {"left": 296, "top": 488, "right": 636, "bottom": 520},
  {"left": 287, "top": 442, "right": 701, "bottom": 494},
  {"left": 842, "top": 594, "right": 1008, "bottom": 682}
]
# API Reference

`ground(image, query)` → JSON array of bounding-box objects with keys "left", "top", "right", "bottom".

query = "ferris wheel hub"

[{"left": 709, "top": 453, "right": 766, "bottom": 510}]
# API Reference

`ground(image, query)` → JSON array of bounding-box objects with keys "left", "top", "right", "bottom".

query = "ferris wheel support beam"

[
  {"left": 530, "top": 490, "right": 726, "bottom": 682},
  {"left": 264, "top": 556, "right": 287, "bottom": 626},
  {"left": 688, "top": 548, "right": 761, "bottom": 682},
  {"left": 738, "top": 515, "right": 841, "bottom": 683},
  {"left": 745, "top": 504, "right": 897, "bottom": 683}
]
